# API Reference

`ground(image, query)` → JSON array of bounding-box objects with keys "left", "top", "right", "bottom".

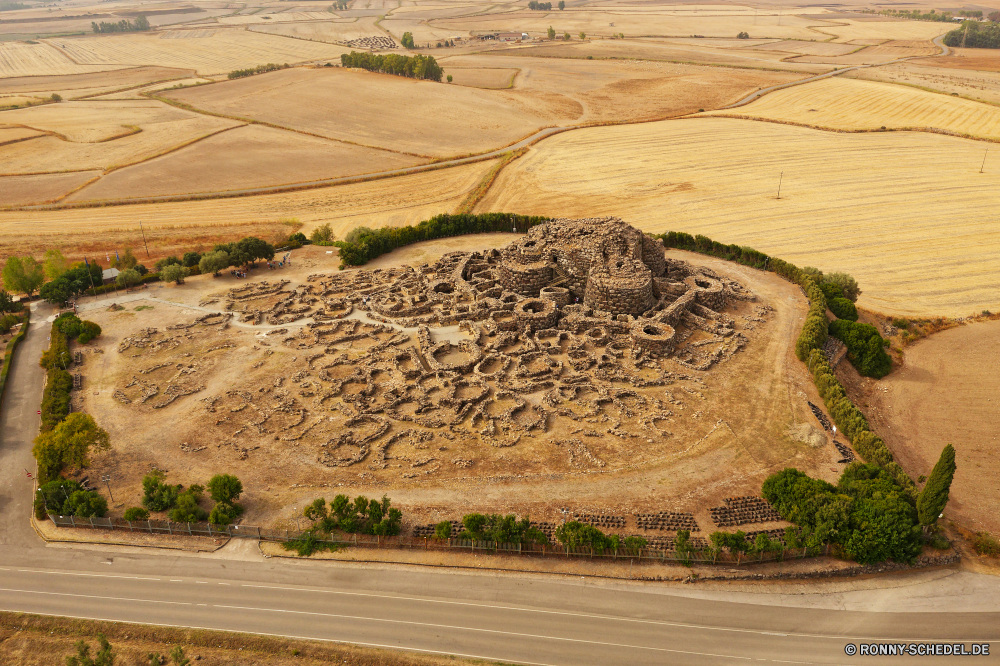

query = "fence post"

[
  {"left": 69, "top": 515, "right": 75, "bottom": 528},
  {"left": 148, "top": 520, "right": 153, "bottom": 534},
  {"left": 89, "top": 516, "right": 95, "bottom": 528},
  {"left": 376, "top": 535, "right": 380, "bottom": 548},
  {"left": 187, "top": 522, "right": 192, "bottom": 536},
  {"left": 167, "top": 521, "right": 173, "bottom": 535}
]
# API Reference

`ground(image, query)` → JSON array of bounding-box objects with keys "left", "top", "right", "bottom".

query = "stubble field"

[
  {"left": 707, "top": 76, "right": 1000, "bottom": 140},
  {"left": 476, "top": 117, "right": 1000, "bottom": 317}
]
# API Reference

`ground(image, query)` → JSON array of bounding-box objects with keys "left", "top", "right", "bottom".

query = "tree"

[
  {"left": 447, "top": 74, "right": 453, "bottom": 83},
  {"left": 198, "top": 250, "right": 230, "bottom": 276},
  {"left": 66, "top": 634, "right": 114, "bottom": 666},
  {"left": 35, "top": 479, "right": 84, "bottom": 518},
  {"left": 579, "top": 31, "right": 585, "bottom": 39},
  {"left": 737, "top": 31, "right": 749, "bottom": 39},
  {"left": 51, "top": 92, "right": 62, "bottom": 102},
  {"left": 563, "top": 32, "right": 570, "bottom": 39},
  {"left": 434, "top": 520, "right": 452, "bottom": 538},
  {"left": 160, "top": 264, "right": 189, "bottom": 284},
  {"left": 917, "top": 444, "right": 956, "bottom": 526},
  {"left": 235, "top": 236, "right": 275, "bottom": 265},
  {"left": 824, "top": 272, "right": 861, "bottom": 302},
  {"left": 0, "top": 289, "right": 19, "bottom": 313},
  {"left": 207, "top": 474, "right": 243, "bottom": 503},
  {"left": 169, "top": 485, "right": 207, "bottom": 523},
  {"left": 555, "top": 520, "right": 613, "bottom": 549},
  {"left": 142, "top": 471, "right": 181, "bottom": 512},
  {"left": 115, "top": 268, "right": 141, "bottom": 289},
  {"left": 32, "top": 413, "right": 111, "bottom": 483},
  {"left": 43, "top": 249, "right": 68, "bottom": 279},
  {"left": 62, "top": 489, "right": 109, "bottom": 518},
  {"left": 547, "top": 25, "right": 556, "bottom": 38},
  {"left": 154, "top": 256, "right": 181, "bottom": 271},
  {"left": 2, "top": 256, "right": 44, "bottom": 297},
  {"left": 401, "top": 31, "right": 415, "bottom": 48},
  {"left": 208, "top": 501, "right": 241, "bottom": 525},
  {"left": 110, "top": 248, "right": 137, "bottom": 270},
  {"left": 309, "top": 223, "right": 334, "bottom": 243},
  {"left": 558, "top": 0, "right": 564, "bottom": 8},
  {"left": 181, "top": 251, "right": 202, "bottom": 268}
]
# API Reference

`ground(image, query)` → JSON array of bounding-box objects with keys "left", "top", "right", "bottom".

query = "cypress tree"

[{"left": 917, "top": 444, "right": 956, "bottom": 526}]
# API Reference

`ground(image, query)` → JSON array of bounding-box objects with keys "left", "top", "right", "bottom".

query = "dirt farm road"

[{"left": 2, "top": 299, "right": 1000, "bottom": 664}]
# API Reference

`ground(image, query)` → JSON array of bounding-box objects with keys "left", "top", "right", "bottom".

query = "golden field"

[
  {"left": 707, "top": 77, "right": 1000, "bottom": 140},
  {"left": 476, "top": 117, "right": 1000, "bottom": 317}
]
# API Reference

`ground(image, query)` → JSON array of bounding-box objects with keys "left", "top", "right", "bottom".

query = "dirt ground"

[
  {"left": 850, "top": 319, "right": 1000, "bottom": 538},
  {"left": 69, "top": 239, "right": 844, "bottom": 548}
]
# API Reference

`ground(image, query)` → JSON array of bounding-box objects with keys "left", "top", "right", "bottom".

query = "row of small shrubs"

[
  {"left": 285, "top": 494, "right": 403, "bottom": 556},
  {"left": 336, "top": 213, "right": 550, "bottom": 267},
  {"left": 228, "top": 63, "right": 289, "bottom": 79},
  {"left": 38, "top": 314, "right": 102, "bottom": 431},
  {"left": 806, "top": 349, "right": 916, "bottom": 497},
  {"left": 133, "top": 471, "right": 244, "bottom": 525},
  {"left": 34, "top": 479, "right": 108, "bottom": 520}
]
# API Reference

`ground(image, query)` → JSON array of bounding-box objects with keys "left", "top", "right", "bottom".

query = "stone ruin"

[{"left": 107, "top": 217, "right": 771, "bottom": 484}]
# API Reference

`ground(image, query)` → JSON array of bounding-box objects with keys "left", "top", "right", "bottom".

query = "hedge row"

[
  {"left": 336, "top": 213, "right": 550, "bottom": 266},
  {"left": 0, "top": 313, "right": 29, "bottom": 411},
  {"left": 40, "top": 325, "right": 72, "bottom": 431},
  {"left": 660, "top": 230, "right": 914, "bottom": 497},
  {"left": 658, "top": 231, "right": 828, "bottom": 360}
]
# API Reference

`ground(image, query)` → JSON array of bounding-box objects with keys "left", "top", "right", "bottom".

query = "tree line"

[
  {"left": 879, "top": 9, "right": 955, "bottom": 22},
  {"left": 336, "top": 212, "right": 549, "bottom": 266},
  {"left": 340, "top": 51, "right": 443, "bottom": 82},
  {"left": 91, "top": 15, "right": 149, "bottom": 32},
  {"left": 227, "top": 63, "right": 289, "bottom": 80},
  {"left": 944, "top": 21, "right": 1000, "bottom": 48}
]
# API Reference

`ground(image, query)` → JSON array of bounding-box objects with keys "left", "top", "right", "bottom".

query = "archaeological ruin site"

[{"left": 80, "top": 218, "right": 823, "bottom": 540}]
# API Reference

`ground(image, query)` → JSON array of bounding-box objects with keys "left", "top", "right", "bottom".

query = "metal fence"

[{"left": 47, "top": 514, "right": 828, "bottom": 566}]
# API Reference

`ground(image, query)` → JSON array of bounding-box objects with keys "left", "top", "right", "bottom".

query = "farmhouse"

[{"left": 480, "top": 32, "right": 529, "bottom": 41}]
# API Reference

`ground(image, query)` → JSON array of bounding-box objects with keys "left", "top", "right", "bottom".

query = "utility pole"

[
  {"left": 101, "top": 474, "right": 114, "bottom": 502},
  {"left": 981, "top": 147, "right": 989, "bottom": 173},
  {"left": 776, "top": 171, "right": 783, "bottom": 200},
  {"left": 139, "top": 221, "right": 150, "bottom": 258}
]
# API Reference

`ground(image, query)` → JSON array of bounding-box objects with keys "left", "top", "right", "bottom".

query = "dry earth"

[
  {"left": 476, "top": 117, "right": 1000, "bottom": 317},
  {"left": 859, "top": 320, "right": 1000, "bottom": 537},
  {"left": 71, "top": 240, "right": 836, "bottom": 545},
  {"left": 851, "top": 61, "right": 1000, "bottom": 106}
]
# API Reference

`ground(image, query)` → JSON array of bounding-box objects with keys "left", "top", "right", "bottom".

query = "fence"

[{"left": 46, "top": 514, "right": 828, "bottom": 566}]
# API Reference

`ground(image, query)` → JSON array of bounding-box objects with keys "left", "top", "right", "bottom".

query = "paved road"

[
  {"left": 0, "top": 301, "right": 52, "bottom": 551},
  {"left": 0, "top": 555, "right": 996, "bottom": 666}
]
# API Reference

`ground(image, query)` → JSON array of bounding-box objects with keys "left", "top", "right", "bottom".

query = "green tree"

[
  {"left": 32, "top": 413, "right": 111, "bottom": 483},
  {"left": 579, "top": 31, "right": 585, "bottom": 39},
  {"left": 401, "top": 31, "right": 415, "bottom": 48},
  {"left": 111, "top": 248, "right": 138, "bottom": 270},
  {"left": 555, "top": 520, "right": 613, "bottom": 549},
  {"left": 169, "top": 485, "right": 208, "bottom": 523},
  {"left": 142, "top": 470, "right": 181, "bottom": 512},
  {"left": 564, "top": 32, "right": 570, "bottom": 39},
  {"left": 434, "top": 520, "right": 452, "bottom": 538},
  {"left": 547, "top": 25, "right": 555, "bottom": 38},
  {"left": 66, "top": 634, "right": 114, "bottom": 666},
  {"left": 181, "top": 251, "right": 202, "bottom": 268},
  {"left": 51, "top": 92, "right": 62, "bottom": 102},
  {"left": 207, "top": 474, "right": 243, "bottom": 503},
  {"left": 2, "top": 256, "right": 44, "bottom": 297},
  {"left": 115, "top": 268, "right": 141, "bottom": 289},
  {"left": 0, "top": 289, "right": 19, "bottom": 313},
  {"left": 198, "top": 250, "right": 230, "bottom": 276},
  {"left": 309, "top": 223, "right": 334, "bottom": 243},
  {"left": 62, "top": 489, "right": 109, "bottom": 518},
  {"left": 43, "top": 248, "right": 69, "bottom": 279},
  {"left": 824, "top": 272, "right": 861, "bottom": 302},
  {"left": 124, "top": 507, "right": 150, "bottom": 521},
  {"left": 917, "top": 444, "right": 956, "bottom": 526},
  {"left": 34, "top": 479, "right": 84, "bottom": 518},
  {"left": 447, "top": 74, "right": 453, "bottom": 83},
  {"left": 159, "top": 264, "right": 189, "bottom": 284},
  {"left": 208, "top": 501, "right": 242, "bottom": 525},
  {"left": 558, "top": 0, "right": 564, "bottom": 8}
]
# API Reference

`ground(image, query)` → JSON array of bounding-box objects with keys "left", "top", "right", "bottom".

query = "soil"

[{"left": 69, "top": 240, "right": 842, "bottom": 549}]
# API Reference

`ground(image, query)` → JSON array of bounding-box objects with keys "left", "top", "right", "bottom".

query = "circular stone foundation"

[{"left": 630, "top": 320, "right": 676, "bottom": 358}]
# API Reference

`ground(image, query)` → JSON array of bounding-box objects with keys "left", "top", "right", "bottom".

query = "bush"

[
  {"left": 458, "top": 513, "right": 548, "bottom": 544},
  {"left": 974, "top": 532, "right": 1000, "bottom": 557},
  {"left": 169, "top": 485, "right": 208, "bottom": 523},
  {"left": 78, "top": 321, "right": 101, "bottom": 344},
  {"left": 309, "top": 223, "right": 334, "bottom": 244},
  {"left": 142, "top": 470, "right": 180, "bottom": 512},
  {"left": 228, "top": 62, "right": 288, "bottom": 79},
  {"left": 824, "top": 272, "right": 861, "bottom": 302},
  {"left": 301, "top": 494, "right": 402, "bottom": 536},
  {"left": 181, "top": 251, "right": 202, "bottom": 268},
  {"left": 0, "top": 312, "right": 20, "bottom": 334},
  {"left": 829, "top": 297, "right": 858, "bottom": 321},
  {"left": 208, "top": 501, "right": 242, "bottom": 526},
  {"left": 434, "top": 520, "right": 452, "bottom": 539},
  {"left": 124, "top": 507, "right": 150, "bottom": 521},
  {"left": 62, "top": 489, "right": 108, "bottom": 518},
  {"left": 34, "top": 479, "right": 84, "bottom": 519},
  {"left": 829, "top": 319, "right": 891, "bottom": 378},
  {"left": 115, "top": 268, "right": 141, "bottom": 289},
  {"left": 155, "top": 256, "right": 181, "bottom": 271},
  {"left": 917, "top": 444, "right": 955, "bottom": 526},
  {"left": 555, "top": 521, "right": 614, "bottom": 550},
  {"left": 737, "top": 31, "right": 749, "bottom": 38},
  {"left": 198, "top": 250, "right": 230, "bottom": 276},
  {"left": 207, "top": 474, "right": 243, "bottom": 503}
]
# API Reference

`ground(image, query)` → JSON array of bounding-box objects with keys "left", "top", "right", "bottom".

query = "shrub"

[
  {"left": 458, "top": 513, "right": 548, "bottom": 544},
  {"left": 124, "top": 507, "right": 150, "bottom": 521},
  {"left": 78, "top": 321, "right": 101, "bottom": 343},
  {"left": 829, "top": 297, "right": 858, "bottom": 321},
  {"left": 917, "top": 444, "right": 955, "bottom": 526},
  {"left": 169, "top": 485, "right": 207, "bottom": 522},
  {"left": 447, "top": 74, "right": 453, "bottom": 82},
  {"left": 829, "top": 319, "right": 891, "bottom": 378},
  {"left": 115, "top": 268, "right": 141, "bottom": 289},
  {"left": 974, "top": 532, "right": 1000, "bottom": 557},
  {"left": 160, "top": 264, "right": 189, "bottom": 284},
  {"left": 198, "top": 250, "right": 230, "bottom": 276},
  {"left": 301, "top": 494, "right": 402, "bottom": 536},
  {"left": 181, "top": 251, "right": 202, "bottom": 268},
  {"left": 737, "top": 31, "right": 749, "bottom": 38},
  {"left": 555, "top": 521, "right": 613, "bottom": 549},
  {"left": 309, "top": 223, "right": 334, "bottom": 244},
  {"left": 434, "top": 520, "right": 452, "bottom": 539},
  {"left": 207, "top": 473, "right": 243, "bottom": 503},
  {"left": 0, "top": 312, "right": 20, "bottom": 334},
  {"left": 155, "top": 256, "right": 181, "bottom": 271},
  {"left": 62, "top": 489, "right": 108, "bottom": 518},
  {"left": 65, "top": 634, "right": 114, "bottom": 666},
  {"left": 824, "top": 272, "right": 861, "bottom": 302},
  {"left": 208, "top": 501, "right": 242, "bottom": 526},
  {"left": 142, "top": 470, "right": 180, "bottom": 512},
  {"left": 340, "top": 51, "right": 442, "bottom": 81},
  {"left": 34, "top": 479, "right": 84, "bottom": 519}
]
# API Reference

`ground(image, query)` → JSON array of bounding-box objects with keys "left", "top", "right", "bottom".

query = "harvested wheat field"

[
  {"left": 746, "top": 39, "right": 859, "bottom": 57},
  {"left": 0, "top": 66, "right": 194, "bottom": 95},
  {"left": 809, "top": 18, "right": 949, "bottom": 43},
  {"left": 850, "top": 62, "right": 1000, "bottom": 106},
  {"left": 707, "top": 77, "right": 1000, "bottom": 140},
  {"left": 0, "top": 100, "right": 239, "bottom": 176},
  {"left": 164, "top": 66, "right": 580, "bottom": 158},
  {"left": 0, "top": 171, "right": 99, "bottom": 207},
  {"left": 0, "top": 41, "right": 119, "bottom": 78},
  {"left": 789, "top": 43, "right": 939, "bottom": 66},
  {"left": 912, "top": 47, "right": 1000, "bottom": 72},
  {"left": 65, "top": 124, "right": 423, "bottom": 202},
  {"left": 476, "top": 117, "right": 1000, "bottom": 317},
  {"left": 49, "top": 30, "right": 350, "bottom": 76},
  {"left": 0, "top": 159, "right": 497, "bottom": 260},
  {"left": 862, "top": 320, "right": 1000, "bottom": 536},
  {"left": 441, "top": 53, "right": 805, "bottom": 122},
  {"left": 444, "top": 66, "right": 518, "bottom": 89},
  {"left": 248, "top": 16, "right": 387, "bottom": 44}
]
